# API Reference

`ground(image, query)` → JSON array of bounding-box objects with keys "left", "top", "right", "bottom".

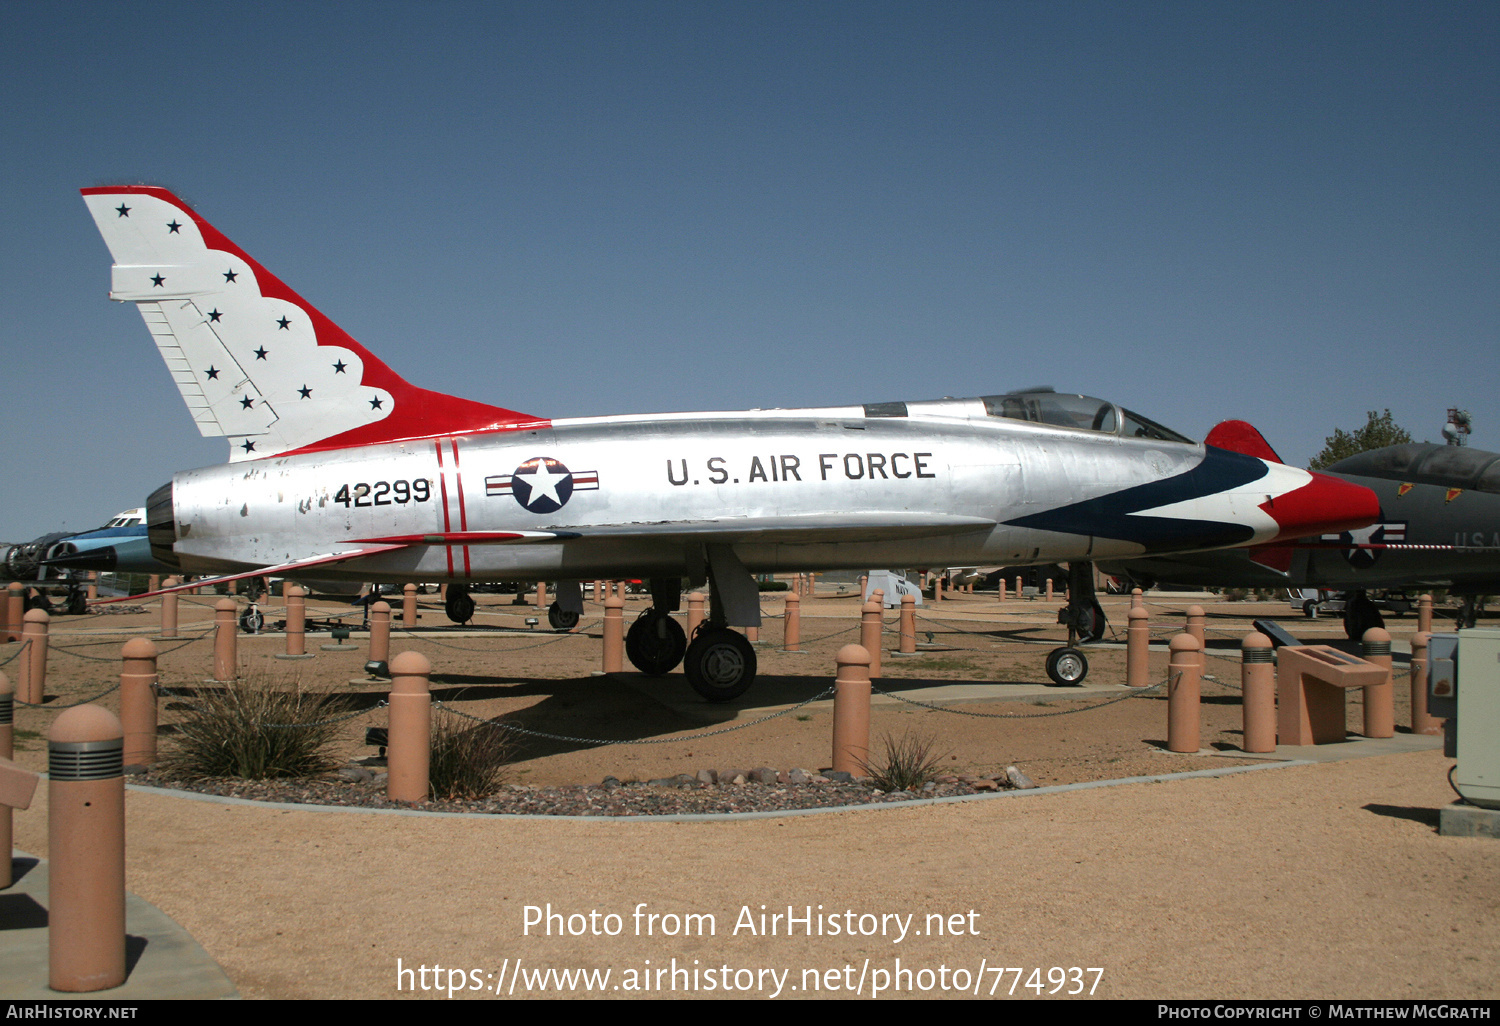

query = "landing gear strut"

[
  {"left": 1342, "top": 589, "right": 1385, "bottom": 640},
  {"left": 1048, "top": 562, "right": 1104, "bottom": 685}
]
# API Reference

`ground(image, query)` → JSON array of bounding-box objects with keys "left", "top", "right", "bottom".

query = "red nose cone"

[{"left": 1260, "top": 472, "right": 1380, "bottom": 543}]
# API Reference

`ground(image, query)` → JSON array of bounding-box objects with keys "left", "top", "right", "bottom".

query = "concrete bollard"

[
  {"left": 933, "top": 575, "right": 943, "bottom": 602},
  {"left": 998, "top": 579, "right": 1006, "bottom": 601},
  {"left": 1410, "top": 631, "right": 1442, "bottom": 736},
  {"left": 1127, "top": 605, "right": 1151, "bottom": 687},
  {"left": 148, "top": 575, "right": 160, "bottom": 594},
  {"left": 284, "top": 586, "right": 307, "bottom": 657},
  {"left": 687, "top": 592, "right": 705, "bottom": 637},
  {"left": 1167, "top": 633, "right": 1202, "bottom": 754},
  {"left": 86, "top": 573, "right": 98, "bottom": 604},
  {"left": 119, "top": 639, "right": 159, "bottom": 769},
  {"left": 859, "top": 575, "right": 868, "bottom": 599},
  {"left": 783, "top": 592, "right": 801, "bottom": 652},
  {"left": 5, "top": 582, "right": 21, "bottom": 642},
  {"left": 1014, "top": 575, "right": 1022, "bottom": 598},
  {"left": 213, "top": 598, "right": 237, "bottom": 682},
  {"left": 1241, "top": 632, "right": 1276, "bottom": 753},
  {"left": 1132, "top": 587, "right": 1143, "bottom": 610},
  {"left": 19, "top": 609, "right": 50, "bottom": 705},
  {"left": 1360, "top": 628, "right": 1395, "bottom": 739},
  {"left": 602, "top": 594, "right": 624, "bottom": 673},
  {"left": 899, "top": 594, "right": 916, "bottom": 654},
  {"left": 860, "top": 599, "right": 883, "bottom": 678},
  {"left": 387, "top": 652, "right": 432, "bottom": 803},
  {"left": 593, "top": 580, "right": 603, "bottom": 605},
  {"left": 1045, "top": 579, "right": 1053, "bottom": 602},
  {"left": 746, "top": 625, "right": 760, "bottom": 644},
  {"left": 1418, "top": 593, "right": 1432, "bottom": 635},
  {"left": 368, "top": 601, "right": 392, "bottom": 673},
  {"left": 160, "top": 577, "right": 180, "bottom": 639},
  {"left": 402, "top": 583, "right": 418, "bottom": 628},
  {"left": 48, "top": 704, "right": 126, "bottom": 992},
  {"left": 832, "top": 644, "right": 872, "bottom": 777},
  {"left": 537, "top": 580, "right": 547, "bottom": 610},
  {"left": 1185, "top": 605, "right": 1206, "bottom": 650},
  {"left": 0, "top": 671, "right": 12, "bottom": 888}
]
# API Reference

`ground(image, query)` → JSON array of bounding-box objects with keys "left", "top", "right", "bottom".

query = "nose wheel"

[
  {"left": 445, "top": 585, "right": 475, "bottom": 624},
  {"left": 1045, "top": 646, "right": 1088, "bottom": 686},
  {"left": 683, "top": 627, "right": 757, "bottom": 702}
]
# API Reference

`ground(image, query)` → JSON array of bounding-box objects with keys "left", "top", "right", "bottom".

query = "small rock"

[
  {"left": 730, "top": 774, "right": 748, "bottom": 785},
  {"left": 971, "top": 779, "right": 998, "bottom": 791},
  {"left": 696, "top": 769, "right": 718, "bottom": 785},
  {"left": 824, "top": 770, "right": 854, "bottom": 783},
  {"left": 600, "top": 776, "right": 622, "bottom": 790},
  {"left": 750, "top": 767, "right": 778, "bottom": 784},
  {"left": 338, "top": 766, "right": 374, "bottom": 783},
  {"left": 1005, "top": 765, "right": 1036, "bottom": 789},
  {"left": 670, "top": 773, "right": 697, "bottom": 788},
  {"left": 788, "top": 768, "right": 812, "bottom": 785}
]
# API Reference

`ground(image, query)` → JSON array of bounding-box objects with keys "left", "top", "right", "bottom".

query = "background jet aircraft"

[
  {"left": 1101, "top": 441, "right": 1500, "bottom": 638},
  {"left": 80, "top": 186, "right": 1378, "bottom": 697},
  {"left": 1, "top": 508, "right": 176, "bottom": 613}
]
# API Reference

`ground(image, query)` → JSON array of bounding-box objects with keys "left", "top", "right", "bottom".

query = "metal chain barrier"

[
  {"left": 434, "top": 685, "right": 837, "bottom": 747},
  {"left": 393, "top": 621, "right": 603, "bottom": 652},
  {"left": 0, "top": 640, "right": 30, "bottom": 668},
  {"left": 868, "top": 673, "right": 1177, "bottom": 718},
  {"left": 14, "top": 681, "right": 121, "bottom": 709}
]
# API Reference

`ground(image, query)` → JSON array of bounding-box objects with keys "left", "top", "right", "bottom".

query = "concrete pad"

[
  {"left": 0, "top": 854, "right": 238, "bottom": 1000},
  {"left": 1210, "top": 731, "right": 1443, "bottom": 764},
  {"left": 1439, "top": 802, "right": 1500, "bottom": 839}
]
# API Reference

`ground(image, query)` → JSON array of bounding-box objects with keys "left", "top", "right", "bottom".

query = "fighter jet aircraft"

[
  {"left": 80, "top": 186, "right": 1378, "bottom": 698},
  {"left": 1, "top": 508, "right": 176, "bottom": 613},
  {"left": 1102, "top": 441, "right": 1500, "bottom": 638}
]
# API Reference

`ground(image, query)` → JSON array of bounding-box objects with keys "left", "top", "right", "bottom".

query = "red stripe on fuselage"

[
  {"left": 435, "top": 439, "right": 454, "bottom": 577},
  {"left": 451, "top": 439, "right": 471, "bottom": 576}
]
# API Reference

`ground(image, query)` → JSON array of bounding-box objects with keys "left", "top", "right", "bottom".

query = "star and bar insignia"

[{"left": 486, "top": 457, "right": 599, "bottom": 514}]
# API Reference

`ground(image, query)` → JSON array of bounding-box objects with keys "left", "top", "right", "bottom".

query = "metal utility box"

[{"left": 1430, "top": 629, "right": 1500, "bottom": 810}]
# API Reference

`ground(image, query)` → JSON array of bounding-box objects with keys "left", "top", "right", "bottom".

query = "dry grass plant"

[
  {"left": 428, "top": 709, "right": 515, "bottom": 800},
  {"left": 860, "top": 730, "right": 949, "bottom": 792},
  {"left": 161, "top": 677, "right": 351, "bottom": 780}
]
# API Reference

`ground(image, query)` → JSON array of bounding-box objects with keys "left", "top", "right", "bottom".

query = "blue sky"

[{"left": 2, "top": 1, "right": 1495, "bottom": 541}]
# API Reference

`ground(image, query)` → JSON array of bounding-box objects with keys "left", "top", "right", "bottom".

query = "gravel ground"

[{"left": 7, "top": 589, "right": 1498, "bottom": 1000}]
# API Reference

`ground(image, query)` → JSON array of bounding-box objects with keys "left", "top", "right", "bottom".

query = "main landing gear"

[
  {"left": 626, "top": 607, "right": 687, "bottom": 675},
  {"left": 619, "top": 560, "right": 762, "bottom": 703},
  {"left": 1048, "top": 561, "right": 1106, "bottom": 686}
]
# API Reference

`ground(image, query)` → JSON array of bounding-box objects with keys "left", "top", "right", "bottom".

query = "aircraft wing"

[{"left": 90, "top": 543, "right": 413, "bottom": 603}]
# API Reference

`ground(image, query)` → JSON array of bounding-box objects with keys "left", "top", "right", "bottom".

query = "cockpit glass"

[
  {"left": 981, "top": 391, "right": 1192, "bottom": 443},
  {"left": 1119, "top": 409, "right": 1192, "bottom": 443},
  {"left": 982, "top": 392, "right": 1118, "bottom": 433}
]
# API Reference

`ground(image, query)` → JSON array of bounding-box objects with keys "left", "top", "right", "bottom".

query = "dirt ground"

[{"left": 6, "top": 587, "right": 1499, "bottom": 1000}]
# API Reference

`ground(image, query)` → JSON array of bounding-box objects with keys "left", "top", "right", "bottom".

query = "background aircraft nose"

[{"left": 1260, "top": 471, "right": 1380, "bottom": 543}]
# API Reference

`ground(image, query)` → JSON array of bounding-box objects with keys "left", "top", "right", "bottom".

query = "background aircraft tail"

[{"left": 81, "top": 186, "right": 544, "bottom": 461}]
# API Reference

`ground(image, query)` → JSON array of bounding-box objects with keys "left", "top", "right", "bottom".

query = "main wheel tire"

[
  {"left": 1303, "top": 599, "right": 1318, "bottom": 618},
  {"left": 547, "top": 602, "right": 580, "bottom": 631},
  {"left": 1045, "top": 646, "right": 1088, "bottom": 686},
  {"left": 683, "top": 627, "right": 757, "bottom": 702},
  {"left": 65, "top": 589, "right": 88, "bottom": 616},
  {"left": 625, "top": 611, "right": 687, "bottom": 675},
  {"left": 239, "top": 607, "right": 265, "bottom": 634},
  {"left": 445, "top": 586, "right": 475, "bottom": 624}
]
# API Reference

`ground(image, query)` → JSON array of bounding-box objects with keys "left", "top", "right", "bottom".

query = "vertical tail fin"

[{"left": 81, "top": 186, "right": 544, "bottom": 461}]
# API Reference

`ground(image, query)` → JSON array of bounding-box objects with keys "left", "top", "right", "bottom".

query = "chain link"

[
  {"left": 14, "top": 680, "right": 122, "bottom": 709},
  {"left": 869, "top": 673, "right": 1176, "bottom": 718},
  {"left": 392, "top": 621, "right": 602, "bottom": 652}
]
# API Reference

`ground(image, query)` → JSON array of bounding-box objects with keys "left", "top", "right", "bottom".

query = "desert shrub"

[
  {"left": 428, "top": 710, "right": 515, "bottom": 800},
  {"left": 162, "top": 680, "right": 350, "bottom": 779},
  {"left": 860, "top": 730, "right": 948, "bottom": 792}
]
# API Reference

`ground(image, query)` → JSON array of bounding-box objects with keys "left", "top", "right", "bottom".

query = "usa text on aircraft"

[{"left": 80, "top": 186, "right": 1378, "bottom": 699}]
